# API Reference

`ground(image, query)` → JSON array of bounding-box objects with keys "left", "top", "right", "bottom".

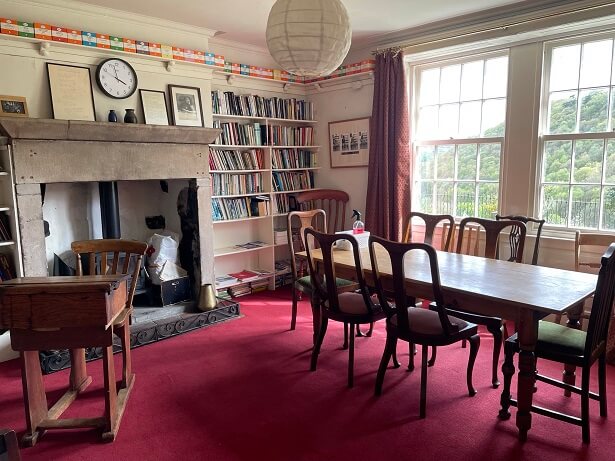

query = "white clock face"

[{"left": 97, "top": 59, "right": 137, "bottom": 99}]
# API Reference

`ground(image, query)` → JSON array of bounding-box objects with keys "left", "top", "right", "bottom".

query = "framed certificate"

[
  {"left": 168, "top": 84, "right": 203, "bottom": 127},
  {"left": 46, "top": 63, "right": 96, "bottom": 121},
  {"left": 139, "top": 89, "right": 169, "bottom": 125}
]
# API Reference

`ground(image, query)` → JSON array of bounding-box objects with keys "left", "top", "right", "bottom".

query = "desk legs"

[
  {"left": 20, "top": 351, "right": 47, "bottom": 447},
  {"left": 515, "top": 309, "right": 539, "bottom": 442},
  {"left": 563, "top": 302, "right": 583, "bottom": 396},
  {"left": 69, "top": 348, "right": 92, "bottom": 391}
]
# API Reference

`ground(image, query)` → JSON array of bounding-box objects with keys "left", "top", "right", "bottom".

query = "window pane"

[
  {"left": 550, "top": 44, "right": 580, "bottom": 91},
  {"left": 481, "top": 99, "right": 506, "bottom": 136},
  {"left": 483, "top": 57, "right": 508, "bottom": 99},
  {"left": 542, "top": 185, "right": 570, "bottom": 226},
  {"left": 571, "top": 185, "right": 601, "bottom": 228},
  {"left": 578, "top": 88, "right": 608, "bottom": 133},
  {"left": 419, "top": 68, "right": 440, "bottom": 106},
  {"left": 477, "top": 183, "right": 498, "bottom": 218},
  {"left": 457, "top": 144, "right": 478, "bottom": 180},
  {"left": 435, "top": 182, "right": 454, "bottom": 215},
  {"left": 418, "top": 106, "right": 438, "bottom": 139},
  {"left": 439, "top": 65, "right": 461, "bottom": 103},
  {"left": 605, "top": 140, "right": 615, "bottom": 184},
  {"left": 419, "top": 182, "right": 434, "bottom": 213},
  {"left": 579, "top": 40, "right": 613, "bottom": 88},
  {"left": 458, "top": 102, "right": 481, "bottom": 138},
  {"left": 438, "top": 104, "right": 459, "bottom": 138},
  {"left": 436, "top": 145, "right": 455, "bottom": 179},
  {"left": 456, "top": 183, "right": 476, "bottom": 216},
  {"left": 460, "top": 60, "right": 483, "bottom": 101},
  {"left": 478, "top": 143, "right": 501, "bottom": 180},
  {"left": 548, "top": 91, "right": 577, "bottom": 134},
  {"left": 602, "top": 186, "right": 615, "bottom": 229},
  {"left": 418, "top": 146, "right": 435, "bottom": 179},
  {"left": 573, "top": 139, "right": 604, "bottom": 183},
  {"left": 543, "top": 140, "right": 572, "bottom": 183}
]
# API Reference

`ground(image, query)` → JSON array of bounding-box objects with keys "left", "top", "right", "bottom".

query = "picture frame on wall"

[
  {"left": 328, "top": 117, "right": 370, "bottom": 168},
  {"left": 46, "top": 63, "right": 96, "bottom": 121},
  {"left": 168, "top": 84, "right": 204, "bottom": 127},
  {"left": 0, "top": 95, "right": 28, "bottom": 117},
  {"left": 139, "top": 89, "right": 169, "bottom": 126}
]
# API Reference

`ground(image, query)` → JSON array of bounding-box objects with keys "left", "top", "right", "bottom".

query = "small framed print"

[
  {"left": 139, "top": 89, "right": 169, "bottom": 126},
  {"left": 329, "top": 117, "right": 370, "bottom": 168},
  {"left": 0, "top": 95, "right": 28, "bottom": 117},
  {"left": 168, "top": 84, "right": 203, "bottom": 127},
  {"left": 46, "top": 63, "right": 96, "bottom": 121}
]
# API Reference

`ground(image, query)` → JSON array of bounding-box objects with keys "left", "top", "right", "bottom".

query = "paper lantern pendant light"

[{"left": 266, "top": 0, "right": 352, "bottom": 77}]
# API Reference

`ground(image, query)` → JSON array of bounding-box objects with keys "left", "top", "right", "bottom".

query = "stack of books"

[
  {"left": 216, "top": 287, "right": 232, "bottom": 300},
  {"left": 234, "top": 240, "right": 266, "bottom": 250},
  {"left": 275, "top": 259, "right": 293, "bottom": 288},
  {"left": 250, "top": 278, "right": 269, "bottom": 293},
  {"left": 229, "top": 283, "right": 251, "bottom": 297},
  {"left": 215, "top": 274, "right": 238, "bottom": 288},
  {"left": 274, "top": 229, "right": 288, "bottom": 245}
]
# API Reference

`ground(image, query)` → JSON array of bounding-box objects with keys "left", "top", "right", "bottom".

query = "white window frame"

[{"left": 410, "top": 50, "right": 509, "bottom": 219}]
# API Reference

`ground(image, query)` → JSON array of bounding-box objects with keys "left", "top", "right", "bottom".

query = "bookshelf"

[
  {"left": 210, "top": 91, "right": 319, "bottom": 295},
  {"left": 0, "top": 138, "right": 22, "bottom": 282}
]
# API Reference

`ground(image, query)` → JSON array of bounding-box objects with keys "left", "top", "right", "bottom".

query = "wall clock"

[{"left": 95, "top": 58, "right": 138, "bottom": 99}]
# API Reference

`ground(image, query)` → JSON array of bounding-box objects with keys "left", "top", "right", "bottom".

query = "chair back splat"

[
  {"left": 457, "top": 217, "right": 527, "bottom": 262},
  {"left": 496, "top": 214, "right": 545, "bottom": 265},
  {"left": 403, "top": 212, "right": 454, "bottom": 251},
  {"left": 586, "top": 243, "right": 615, "bottom": 356},
  {"left": 295, "top": 189, "right": 349, "bottom": 234}
]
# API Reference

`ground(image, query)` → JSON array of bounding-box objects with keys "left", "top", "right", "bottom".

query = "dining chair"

[
  {"left": 500, "top": 243, "right": 615, "bottom": 443},
  {"left": 442, "top": 221, "right": 481, "bottom": 256},
  {"left": 0, "top": 429, "right": 20, "bottom": 461},
  {"left": 403, "top": 211, "right": 455, "bottom": 250},
  {"left": 430, "top": 217, "right": 527, "bottom": 388},
  {"left": 304, "top": 228, "right": 387, "bottom": 388},
  {"left": 495, "top": 214, "right": 546, "bottom": 265},
  {"left": 72, "top": 239, "right": 147, "bottom": 391},
  {"left": 369, "top": 235, "right": 480, "bottom": 418}
]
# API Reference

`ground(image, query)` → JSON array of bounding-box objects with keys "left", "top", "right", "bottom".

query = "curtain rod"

[{"left": 373, "top": 1, "right": 615, "bottom": 54}]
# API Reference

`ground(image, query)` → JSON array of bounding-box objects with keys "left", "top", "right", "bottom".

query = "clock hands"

[{"left": 103, "top": 68, "right": 127, "bottom": 85}]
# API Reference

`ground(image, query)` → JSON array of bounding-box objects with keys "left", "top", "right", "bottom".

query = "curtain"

[{"left": 365, "top": 50, "right": 410, "bottom": 241}]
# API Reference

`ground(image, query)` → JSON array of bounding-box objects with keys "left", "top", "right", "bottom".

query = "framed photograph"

[
  {"left": 168, "top": 84, "right": 203, "bottom": 127},
  {"left": 329, "top": 117, "right": 370, "bottom": 168},
  {"left": 139, "top": 89, "right": 169, "bottom": 126},
  {"left": 47, "top": 63, "right": 96, "bottom": 121},
  {"left": 0, "top": 95, "right": 28, "bottom": 117}
]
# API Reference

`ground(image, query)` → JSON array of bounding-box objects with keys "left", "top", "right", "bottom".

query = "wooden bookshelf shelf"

[
  {"left": 213, "top": 114, "right": 317, "bottom": 124},
  {"left": 214, "top": 244, "right": 274, "bottom": 258},
  {"left": 272, "top": 167, "right": 320, "bottom": 171},
  {"left": 211, "top": 192, "right": 269, "bottom": 199},
  {"left": 272, "top": 188, "right": 320, "bottom": 195},
  {"left": 0, "top": 240, "right": 15, "bottom": 247},
  {"left": 212, "top": 215, "right": 272, "bottom": 224},
  {"left": 210, "top": 169, "right": 268, "bottom": 173}
]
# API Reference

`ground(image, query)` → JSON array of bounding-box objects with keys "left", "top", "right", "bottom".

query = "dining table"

[{"left": 298, "top": 246, "right": 598, "bottom": 441}]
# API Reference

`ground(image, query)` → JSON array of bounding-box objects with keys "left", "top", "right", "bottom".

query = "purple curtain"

[{"left": 365, "top": 51, "right": 410, "bottom": 241}]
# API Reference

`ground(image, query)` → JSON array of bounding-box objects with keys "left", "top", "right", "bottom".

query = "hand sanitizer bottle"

[{"left": 352, "top": 209, "right": 364, "bottom": 234}]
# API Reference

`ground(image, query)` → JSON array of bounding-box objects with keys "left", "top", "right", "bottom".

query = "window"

[
  {"left": 540, "top": 37, "right": 615, "bottom": 230},
  {"left": 412, "top": 54, "right": 508, "bottom": 218}
]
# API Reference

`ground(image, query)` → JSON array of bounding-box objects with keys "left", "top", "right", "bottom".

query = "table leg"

[
  {"left": 515, "top": 308, "right": 539, "bottom": 442},
  {"left": 102, "top": 345, "right": 118, "bottom": 442},
  {"left": 69, "top": 348, "right": 92, "bottom": 392},
  {"left": 563, "top": 302, "right": 583, "bottom": 396},
  {"left": 20, "top": 351, "right": 48, "bottom": 447}
]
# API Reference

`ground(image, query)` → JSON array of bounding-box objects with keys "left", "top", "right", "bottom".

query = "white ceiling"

[{"left": 72, "top": 0, "right": 527, "bottom": 49}]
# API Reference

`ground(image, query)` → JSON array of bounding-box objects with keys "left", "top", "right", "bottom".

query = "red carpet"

[{"left": 1, "top": 289, "right": 614, "bottom": 461}]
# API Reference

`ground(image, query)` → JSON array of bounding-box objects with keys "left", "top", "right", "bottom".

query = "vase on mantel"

[
  {"left": 124, "top": 109, "right": 137, "bottom": 123},
  {"left": 108, "top": 110, "right": 118, "bottom": 122}
]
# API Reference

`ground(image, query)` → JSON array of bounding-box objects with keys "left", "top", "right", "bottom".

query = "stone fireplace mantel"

[{"left": 0, "top": 117, "right": 220, "bottom": 283}]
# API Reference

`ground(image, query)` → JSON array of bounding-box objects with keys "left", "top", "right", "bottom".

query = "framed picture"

[
  {"left": 0, "top": 95, "right": 28, "bottom": 117},
  {"left": 139, "top": 89, "right": 169, "bottom": 126},
  {"left": 329, "top": 117, "right": 370, "bottom": 168},
  {"left": 47, "top": 63, "right": 96, "bottom": 121},
  {"left": 168, "top": 84, "right": 203, "bottom": 127}
]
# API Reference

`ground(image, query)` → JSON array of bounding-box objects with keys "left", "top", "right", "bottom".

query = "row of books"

[
  {"left": 212, "top": 196, "right": 271, "bottom": 221},
  {"left": 271, "top": 149, "right": 316, "bottom": 169},
  {"left": 209, "top": 148, "right": 264, "bottom": 171},
  {"left": 0, "top": 254, "right": 15, "bottom": 281},
  {"left": 211, "top": 172, "right": 263, "bottom": 196},
  {"left": 212, "top": 122, "right": 314, "bottom": 147},
  {"left": 273, "top": 195, "right": 290, "bottom": 214},
  {"left": 272, "top": 171, "right": 314, "bottom": 192},
  {"left": 0, "top": 213, "right": 12, "bottom": 241},
  {"left": 274, "top": 229, "right": 288, "bottom": 245},
  {"left": 211, "top": 90, "right": 315, "bottom": 121}
]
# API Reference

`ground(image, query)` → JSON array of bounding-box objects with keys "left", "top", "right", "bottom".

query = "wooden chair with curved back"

[
  {"left": 500, "top": 243, "right": 615, "bottom": 443},
  {"left": 369, "top": 235, "right": 480, "bottom": 418},
  {"left": 430, "top": 217, "right": 527, "bottom": 388},
  {"left": 295, "top": 189, "right": 349, "bottom": 234},
  {"left": 495, "top": 214, "right": 546, "bottom": 265},
  {"left": 287, "top": 209, "right": 354, "bottom": 332},
  {"left": 403, "top": 211, "right": 455, "bottom": 251},
  {"left": 71, "top": 239, "right": 147, "bottom": 409},
  {"left": 305, "top": 228, "right": 387, "bottom": 387}
]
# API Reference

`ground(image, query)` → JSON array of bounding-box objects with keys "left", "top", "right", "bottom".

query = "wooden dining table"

[{"left": 298, "top": 246, "right": 598, "bottom": 441}]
